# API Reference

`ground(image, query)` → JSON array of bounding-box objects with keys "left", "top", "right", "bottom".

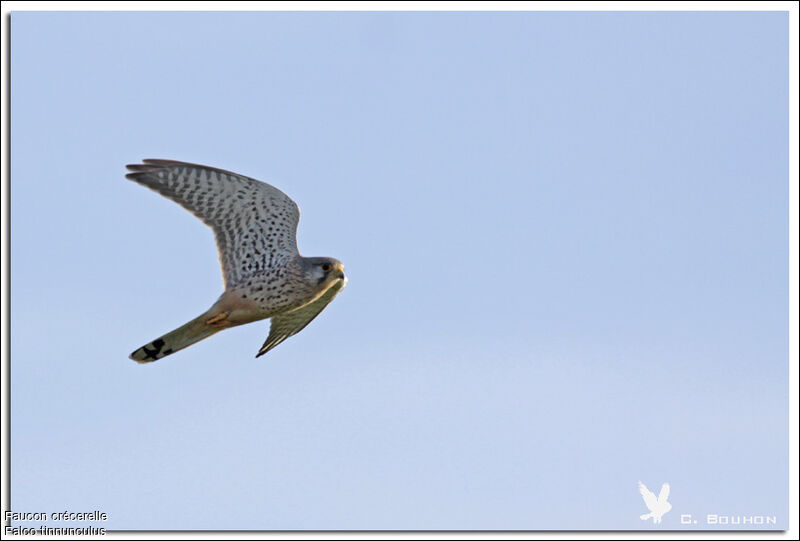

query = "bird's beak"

[{"left": 334, "top": 262, "right": 346, "bottom": 280}]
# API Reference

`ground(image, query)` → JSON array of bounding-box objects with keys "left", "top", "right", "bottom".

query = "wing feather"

[
  {"left": 126, "top": 159, "right": 300, "bottom": 288},
  {"left": 257, "top": 279, "right": 346, "bottom": 357}
]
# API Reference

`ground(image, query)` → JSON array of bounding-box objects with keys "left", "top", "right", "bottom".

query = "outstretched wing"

[
  {"left": 257, "top": 279, "right": 346, "bottom": 357},
  {"left": 126, "top": 159, "right": 300, "bottom": 288},
  {"left": 638, "top": 481, "right": 658, "bottom": 512},
  {"left": 657, "top": 483, "right": 670, "bottom": 504}
]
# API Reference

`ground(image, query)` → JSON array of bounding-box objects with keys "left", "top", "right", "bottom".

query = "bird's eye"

[{"left": 321, "top": 263, "right": 331, "bottom": 272}]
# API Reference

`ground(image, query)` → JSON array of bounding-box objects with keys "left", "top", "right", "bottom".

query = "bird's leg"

[{"left": 205, "top": 312, "right": 230, "bottom": 327}]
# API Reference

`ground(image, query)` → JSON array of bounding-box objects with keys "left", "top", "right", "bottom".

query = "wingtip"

[
  {"left": 142, "top": 158, "right": 185, "bottom": 167},
  {"left": 126, "top": 163, "right": 153, "bottom": 171},
  {"left": 125, "top": 160, "right": 180, "bottom": 182}
]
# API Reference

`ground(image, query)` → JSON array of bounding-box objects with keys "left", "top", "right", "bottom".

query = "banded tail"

[{"left": 130, "top": 312, "right": 222, "bottom": 363}]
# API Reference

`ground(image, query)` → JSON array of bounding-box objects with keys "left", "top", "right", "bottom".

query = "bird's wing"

[
  {"left": 638, "top": 481, "right": 658, "bottom": 511},
  {"left": 657, "top": 483, "right": 670, "bottom": 504},
  {"left": 126, "top": 159, "right": 300, "bottom": 288},
  {"left": 256, "top": 279, "right": 346, "bottom": 357}
]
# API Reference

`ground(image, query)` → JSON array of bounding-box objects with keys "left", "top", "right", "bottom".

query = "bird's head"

[{"left": 303, "top": 257, "right": 347, "bottom": 288}]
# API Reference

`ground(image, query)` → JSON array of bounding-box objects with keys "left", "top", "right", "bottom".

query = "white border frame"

[{"left": 1, "top": 3, "right": 797, "bottom": 540}]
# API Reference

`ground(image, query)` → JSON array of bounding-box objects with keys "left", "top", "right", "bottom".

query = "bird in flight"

[
  {"left": 638, "top": 481, "right": 672, "bottom": 524},
  {"left": 126, "top": 159, "right": 347, "bottom": 362}
]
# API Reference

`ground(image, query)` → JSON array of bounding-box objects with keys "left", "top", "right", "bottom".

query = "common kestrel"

[{"left": 126, "top": 159, "right": 347, "bottom": 362}]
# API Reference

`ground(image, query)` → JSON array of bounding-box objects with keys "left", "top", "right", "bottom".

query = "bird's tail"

[
  {"left": 130, "top": 311, "right": 222, "bottom": 363},
  {"left": 640, "top": 513, "right": 653, "bottom": 521}
]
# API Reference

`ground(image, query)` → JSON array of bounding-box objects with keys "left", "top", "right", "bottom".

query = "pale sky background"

[{"left": 10, "top": 11, "right": 789, "bottom": 530}]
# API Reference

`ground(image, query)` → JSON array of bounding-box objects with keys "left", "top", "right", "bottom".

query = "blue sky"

[{"left": 10, "top": 11, "right": 789, "bottom": 530}]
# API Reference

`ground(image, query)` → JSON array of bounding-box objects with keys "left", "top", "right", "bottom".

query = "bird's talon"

[{"left": 206, "top": 312, "right": 229, "bottom": 326}]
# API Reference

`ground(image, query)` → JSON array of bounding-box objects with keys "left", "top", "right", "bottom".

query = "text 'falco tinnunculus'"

[{"left": 126, "top": 159, "right": 347, "bottom": 363}]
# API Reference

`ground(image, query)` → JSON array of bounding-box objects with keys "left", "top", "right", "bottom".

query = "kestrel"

[{"left": 126, "top": 159, "right": 347, "bottom": 362}]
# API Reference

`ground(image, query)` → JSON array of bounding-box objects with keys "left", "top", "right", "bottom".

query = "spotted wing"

[
  {"left": 126, "top": 159, "right": 300, "bottom": 288},
  {"left": 257, "top": 279, "right": 346, "bottom": 357}
]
